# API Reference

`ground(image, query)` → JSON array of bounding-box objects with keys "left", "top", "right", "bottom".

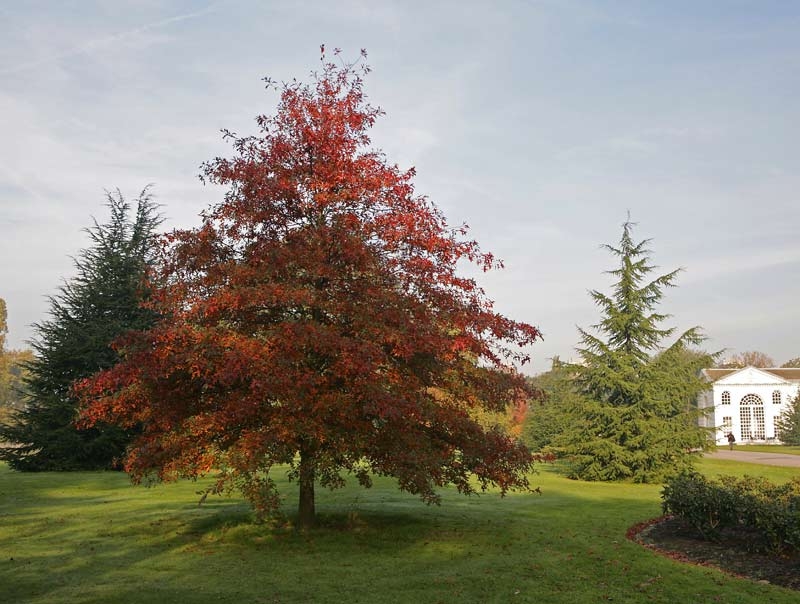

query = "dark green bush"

[
  {"left": 662, "top": 473, "right": 800, "bottom": 553},
  {"left": 661, "top": 471, "right": 733, "bottom": 539}
]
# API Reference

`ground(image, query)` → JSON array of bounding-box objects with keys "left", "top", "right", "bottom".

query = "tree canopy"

[
  {"left": 76, "top": 51, "right": 541, "bottom": 527},
  {"left": 0, "top": 190, "right": 162, "bottom": 470},
  {"left": 718, "top": 350, "right": 775, "bottom": 368},
  {"left": 558, "top": 218, "right": 713, "bottom": 482}
]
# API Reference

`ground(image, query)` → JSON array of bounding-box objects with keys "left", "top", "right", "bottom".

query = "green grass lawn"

[
  {"left": 697, "top": 456, "right": 800, "bottom": 481},
  {"left": 720, "top": 444, "right": 800, "bottom": 456},
  {"left": 1, "top": 459, "right": 798, "bottom": 604}
]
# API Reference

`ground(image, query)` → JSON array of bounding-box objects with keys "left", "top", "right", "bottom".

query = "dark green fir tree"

[
  {"left": 558, "top": 217, "right": 714, "bottom": 482},
  {"left": 0, "top": 189, "right": 162, "bottom": 470}
]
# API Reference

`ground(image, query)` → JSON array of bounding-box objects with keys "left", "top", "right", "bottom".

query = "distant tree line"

[
  {"left": 715, "top": 351, "right": 800, "bottom": 369},
  {"left": 0, "top": 300, "right": 34, "bottom": 426}
]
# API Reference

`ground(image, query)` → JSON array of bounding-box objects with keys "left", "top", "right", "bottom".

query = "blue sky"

[{"left": 1, "top": 1, "right": 798, "bottom": 372}]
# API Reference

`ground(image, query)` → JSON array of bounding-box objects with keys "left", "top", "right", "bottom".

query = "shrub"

[
  {"left": 661, "top": 471, "right": 734, "bottom": 539},
  {"left": 662, "top": 472, "right": 800, "bottom": 553}
]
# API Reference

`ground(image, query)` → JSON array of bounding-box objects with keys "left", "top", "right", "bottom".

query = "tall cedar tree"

[
  {"left": 0, "top": 190, "right": 162, "bottom": 470},
  {"left": 76, "top": 51, "right": 541, "bottom": 528},
  {"left": 560, "top": 218, "right": 712, "bottom": 482}
]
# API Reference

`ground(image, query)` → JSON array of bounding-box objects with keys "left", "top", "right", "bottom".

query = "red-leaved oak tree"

[{"left": 76, "top": 49, "right": 541, "bottom": 528}]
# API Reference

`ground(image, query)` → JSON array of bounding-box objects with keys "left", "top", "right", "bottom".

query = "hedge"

[{"left": 662, "top": 472, "right": 800, "bottom": 553}]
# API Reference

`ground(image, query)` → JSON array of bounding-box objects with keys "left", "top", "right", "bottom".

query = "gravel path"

[{"left": 706, "top": 450, "right": 800, "bottom": 467}]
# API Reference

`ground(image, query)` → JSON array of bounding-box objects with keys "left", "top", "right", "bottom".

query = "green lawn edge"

[{"left": 718, "top": 445, "right": 800, "bottom": 456}]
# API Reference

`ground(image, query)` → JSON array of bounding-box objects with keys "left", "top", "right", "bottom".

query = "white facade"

[{"left": 698, "top": 367, "right": 800, "bottom": 445}]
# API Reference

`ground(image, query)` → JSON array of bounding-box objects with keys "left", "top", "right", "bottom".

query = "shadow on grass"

[{"left": 4, "top": 462, "right": 796, "bottom": 604}]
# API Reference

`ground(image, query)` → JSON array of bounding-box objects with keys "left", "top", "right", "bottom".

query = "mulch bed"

[{"left": 627, "top": 516, "right": 800, "bottom": 591}]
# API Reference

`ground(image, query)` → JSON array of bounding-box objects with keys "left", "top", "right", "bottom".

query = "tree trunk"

[{"left": 298, "top": 446, "right": 316, "bottom": 529}]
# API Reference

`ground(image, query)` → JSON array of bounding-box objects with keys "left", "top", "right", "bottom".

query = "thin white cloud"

[
  {"left": 553, "top": 125, "right": 721, "bottom": 162},
  {"left": 681, "top": 247, "right": 800, "bottom": 284},
  {"left": 0, "top": 3, "right": 219, "bottom": 76}
]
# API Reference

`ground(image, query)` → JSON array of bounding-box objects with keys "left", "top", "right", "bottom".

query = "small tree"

[
  {"left": 0, "top": 190, "right": 162, "bottom": 470},
  {"left": 558, "top": 218, "right": 713, "bottom": 482},
  {"left": 0, "top": 299, "right": 9, "bottom": 425},
  {"left": 76, "top": 51, "right": 541, "bottom": 528},
  {"left": 0, "top": 298, "right": 7, "bottom": 353},
  {"left": 775, "top": 390, "right": 800, "bottom": 445},
  {"left": 781, "top": 358, "right": 800, "bottom": 369},
  {"left": 0, "top": 300, "right": 35, "bottom": 424}
]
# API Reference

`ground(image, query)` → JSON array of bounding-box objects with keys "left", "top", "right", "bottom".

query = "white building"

[{"left": 697, "top": 367, "right": 800, "bottom": 445}]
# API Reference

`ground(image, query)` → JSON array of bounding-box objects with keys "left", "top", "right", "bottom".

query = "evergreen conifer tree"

[
  {"left": 0, "top": 190, "right": 162, "bottom": 470},
  {"left": 775, "top": 390, "right": 800, "bottom": 445},
  {"left": 559, "top": 218, "right": 713, "bottom": 482}
]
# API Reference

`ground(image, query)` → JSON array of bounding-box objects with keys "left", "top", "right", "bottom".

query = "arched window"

[
  {"left": 721, "top": 391, "right": 731, "bottom": 405},
  {"left": 740, "top": 394, "right": 765, "bottom": 440},
  {"left": 773, "top": 390, "right": 782, "bottom": 405}
]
